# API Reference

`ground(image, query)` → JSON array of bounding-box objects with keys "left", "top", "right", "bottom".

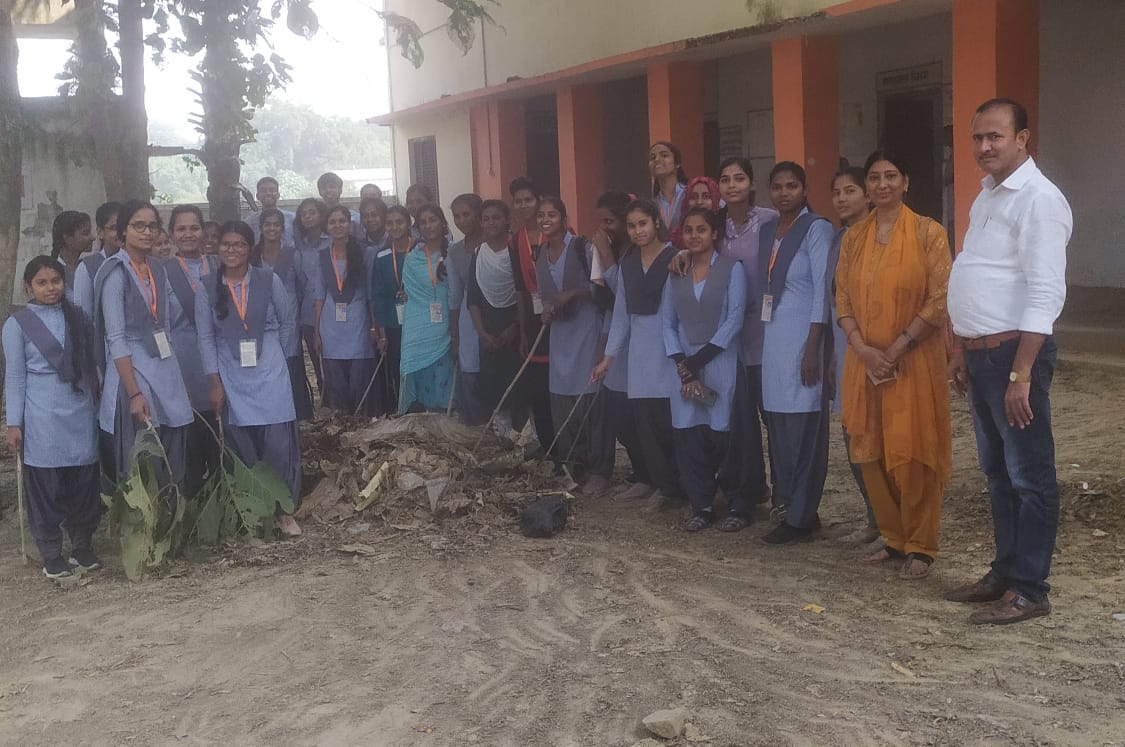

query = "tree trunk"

[
  {"left": 199, "top": 6, "right": 245, "bottom": 223},
  {"left": 117, "top": 0, "right": 151, "bottom": 199},
  {"left": 0, "top": 10, "right": 23, "bottom": 313}
]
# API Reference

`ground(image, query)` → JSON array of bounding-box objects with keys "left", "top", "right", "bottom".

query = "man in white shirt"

[
  {"left": 945, "top": 98, "right": 1073, "bottom": 625},
  {"left": 247, "top": 176, "right": 296, "bottom": 245}
]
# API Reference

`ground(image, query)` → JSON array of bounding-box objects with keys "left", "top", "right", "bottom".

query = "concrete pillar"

[
  {"left": 647, "top": 62, "right": 705, "bottom": 178},
  {"left": 556, "top": 84, "right": 605, "bottom": 235},
  {"left": 470, "top": 99, "right": 527, "bottom": 200},
  {"left": 952, "top": 0, "right": 1039, "bottom": 250},
  {"left": 771, "top": 35, "right": 840, "bottom": 220}
]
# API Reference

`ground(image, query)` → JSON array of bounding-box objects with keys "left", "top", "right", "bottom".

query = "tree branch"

[{"left": 149, "top": 144, "right": 203, "bottom": 158}]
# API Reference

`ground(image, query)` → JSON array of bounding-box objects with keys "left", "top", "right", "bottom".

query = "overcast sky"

[{"left": 18, "top": 0, "right": 391, "bottom": 141}]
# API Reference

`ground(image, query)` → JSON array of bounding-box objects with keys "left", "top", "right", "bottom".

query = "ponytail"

[{"left": 214, "top": 263, "right": 229, "bottom": 321}]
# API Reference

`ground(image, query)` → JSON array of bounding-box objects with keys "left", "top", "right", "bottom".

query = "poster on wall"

[{"left": 719, "top": 125, "right": 743, "bottom": 161}]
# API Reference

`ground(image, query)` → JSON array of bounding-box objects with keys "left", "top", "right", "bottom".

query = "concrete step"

[{"left": 1054, "top": 323, "right": 1125, "bottom": 359}]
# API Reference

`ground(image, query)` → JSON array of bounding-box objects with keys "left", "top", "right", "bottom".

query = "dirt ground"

[{"left": 1, "top": 359, "right": 1123, "bottom": 747}]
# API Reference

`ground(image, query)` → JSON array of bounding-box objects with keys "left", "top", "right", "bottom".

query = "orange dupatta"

[{"left": 835, "top": 208, "right": 953, "bottom": 480}]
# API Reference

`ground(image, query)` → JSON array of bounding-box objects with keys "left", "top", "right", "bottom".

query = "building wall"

[
  {"left": 390, "top": 108, "right": 475, "bottom": 216},
  {"left": 707, "top": 48, "right": 774, "bottom": 206},
  {"left": 1039, "top": 0, "right": 1125, "bottom": 289},
  {"left": 384, "top": 0, "right": 835, "bottom": 111}
]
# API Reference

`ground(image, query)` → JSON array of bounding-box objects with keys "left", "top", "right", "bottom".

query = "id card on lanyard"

[
  {"left": 762, "top": 238, "right": 781, "bottom": 323},
  {"left": 133, "top": 259, "right": 173, "bottom": 359},
  {"left": 425, "top": 249, "right": 444, "bottom": 324},
  {"left": 331, "top": 255, "right": 348, "bottom": 322},
  {"left": 227, "top": 278, "right": 257, "bottom": 367}
]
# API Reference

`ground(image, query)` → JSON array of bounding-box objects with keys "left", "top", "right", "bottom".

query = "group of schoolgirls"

[{"left": 5, "top": 200, "right": 309, "bottom": 579}]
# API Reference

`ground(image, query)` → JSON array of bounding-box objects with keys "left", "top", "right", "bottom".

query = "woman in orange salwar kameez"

[{"left": 835, "top": 149, "right": 953, "bottom": 580}]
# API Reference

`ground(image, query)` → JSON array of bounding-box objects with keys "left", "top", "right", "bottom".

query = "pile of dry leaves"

[{"left": 294, "top": 413, "right": 566, "bottom": 534}]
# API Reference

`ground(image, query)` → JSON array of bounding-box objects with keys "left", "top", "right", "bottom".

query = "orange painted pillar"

[
  {"left": 470, "top": 99, "right": 528, "bottom": 200},
  {"left": 556, "top": 84, "right": 605, "bottom": 235},
  {"left": 771, "top": 35, "right": 840, "bottom": 221},
  {"left": 951, "top": 0, "right": 1039, "bottom": 251},
  {"left": 647, "top": 62, "right": 705, "bottom": 178}
]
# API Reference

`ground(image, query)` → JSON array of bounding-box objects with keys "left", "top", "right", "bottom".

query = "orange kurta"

[{"left": 835, "top": 208, "right": 952, "bottom": 482}]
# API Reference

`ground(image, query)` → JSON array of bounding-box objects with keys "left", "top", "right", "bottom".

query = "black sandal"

[
  {"left": 683, "top": 513, "right": 713, "bottom": 532},
  {"left": 899, "top": 552, "right": 934, "bottom": 580},
  {"left": 718, "top": 514, "right": 750, "bottom": 532}
]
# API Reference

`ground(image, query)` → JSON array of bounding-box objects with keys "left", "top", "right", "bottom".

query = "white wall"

[
  {"left": 1039, "top": 0, "right": 1125, "bottom": 289},
  {"left": 391, "top": 108, "right": 475, "bottom": 229}
]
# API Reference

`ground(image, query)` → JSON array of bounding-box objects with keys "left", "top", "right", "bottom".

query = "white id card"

[
  {"left": 239, "top": 340, "right": 257, "bottom": 368},
  {"left": 395, "top": 302, "right": 405, "bottom": 325},
  {"left": 430, "top": 303, "right": 444, "bottom": 324},
  {"left": 154, "top": 329, "right": 173, "bottom": 359},
  {"left": 531, "top": 292, "right": 544, "bottom": 315},
  {"left": 761, "top": 293, "right": 774, "bottom": 323},
  {"left": 335, "top": 302, "right": 347, "bottom": 322}
]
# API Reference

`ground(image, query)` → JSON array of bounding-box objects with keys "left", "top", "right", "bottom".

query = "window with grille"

[{"left": 408, "top": 136, "right": 439, "bottom": 203}]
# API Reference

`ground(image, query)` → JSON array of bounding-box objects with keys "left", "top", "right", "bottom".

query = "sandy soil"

[{"left": 1, "top": 359, "right": 1123, "bottom": 747}]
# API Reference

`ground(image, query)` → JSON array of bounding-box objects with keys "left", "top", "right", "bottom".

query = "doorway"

[
  {"left": 879, "top": 89, "right": 943, "bottom": 222},
  {"left": 525, "top": 95, "right": 560, "bottom": 198}
]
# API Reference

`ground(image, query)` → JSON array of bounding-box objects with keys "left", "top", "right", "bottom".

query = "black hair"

[
  {"left": 406, "top": 183, "right": 436, "bottom": 203},
  {"left": 326, "top": 205, "right": 367, "bottom": 289},
  {"left": 213, "top": 220, "right": 255, "bottom": 321},
  {"left": 451, "top": 193, "right": 484, "bottom": 216},
  {"left": 256, "top": 175, "right": 279, "bottom": 190},
  {"left": 624, "top": 198, "right": 668, "bottom": 243},
  {"left": 508, "top": 176, "right": 540, "bottom": 200},
  {"left": 595, "top": 191, "right": 633, "bottom": 256},
  {"left": 95, "top": 201, "right": 122, "bottom": 232},
  {"left": 384, "top": 204, "right": 413, "bottom": 241},
  {"left": 768, "top": 161, "right": 810, "bottom": 210},
  {"left": 832, "top": 165, "right": 867, "bottom": 191},
  {"left": 251, "top": 208, "right": 285, "bottom": 265},
  {"left": 863, "top": 149, "right": 910, "bottom": 178},
  {"left": 537, "top": 195, "right": 568, "bottom": 222},
  {"left": 361, "top": 183, "right": 382, "bottom": 196},
  {"left": 116, "top": 199, "right": 161, "bottom": 243},
  {"left": 359, "top": 197, "right": 388, "bottom": 219},
  {"left": 50, "top": 211, "right": 90, "bottom": 260},
  {"left": 649, "top": 141, "right": 689, "bottom": 198},
  {"left": 415, "top": 204, "right": 450, "bottom": 281},
  {"left": 202, "top": 220, "right": 220, "bottom": 235},
  {"left": 680, "top": 206, "right": 723, "bottom": 248},
  {"left": 169, "top": 204, "right": 204, "bottom": 233},
  {"left": 718, "top": 156, "right": 754, "bottom": 182},
  {"left": 975, "top": 97, "right": 1030, "bottom": 133},
  {"left": 23, "top": 255, "right": 91, "bottom": 393},
  {"left": 294, "top": 197, "right": 328, "bottom": 244},
  {"left": 317, "top": 171, "right": 343, "bottom": 191}
]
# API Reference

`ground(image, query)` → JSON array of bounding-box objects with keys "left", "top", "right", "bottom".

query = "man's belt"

[{"left": 960, "top": 330, "right": 1021, "bottom": 351}]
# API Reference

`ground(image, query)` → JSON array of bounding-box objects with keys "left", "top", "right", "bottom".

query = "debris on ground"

[
  {"left": 296, "top": 414, "right": 565, "bottom": 539},
  {"left": 642, "top": 707, "right": 689, "bottom": 739}
]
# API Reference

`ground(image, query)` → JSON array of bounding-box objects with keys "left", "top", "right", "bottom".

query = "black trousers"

[
  {"left": 631, "top": 397, "right": 679, "bottom": 494},
  {"left": 674, "top": 426, "right": 732, "bottom": 515},
  {"left": 514, "top": 361, "right": 555, "bottom": 456},
  {"left": 322, "top": 357, "right": 379, "bottom": 416},
  {"left": 604, "top": 387, "right": 647, "bottom": 483},
  {"left": 287, "top": 355, "right": 313, "bottom": 421},
  {"left": 719, "top": 364, "right": 771, "bottom": 514},
  {"left": 300, "top": 324, "right": 324, "bottom": 395},
  {"left": 185, "top": 410, "right": 221, "bottom": 501},
  {"left": 550, "top": 390, "right": 613, "bottom": 478},
  {"left": 765, "top": 408, "right": 829, "bottom": 529},
  {"left": 23, "top": 462, "right": 102, "bottom": 561},
  {"left": 378, "top": 327, "right": 403, "bottom": 416}
]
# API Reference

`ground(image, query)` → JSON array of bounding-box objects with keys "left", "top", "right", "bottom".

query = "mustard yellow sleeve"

[
  {"left": 918, "top": 221, "right": 952, "bottom": 328},
  {"left": 834, "top": 228, "right": 858, "bottom": 320}
]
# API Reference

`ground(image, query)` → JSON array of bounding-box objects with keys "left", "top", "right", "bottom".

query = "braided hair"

[
  {"left": 50, "top": 211, "right": 91, "bottom": 261},
  {"left": 213, "top": 221, "right": 255, "bottom": 321},
  {"left": 23, "top": 256, "right": 91, "bottom": 393}
]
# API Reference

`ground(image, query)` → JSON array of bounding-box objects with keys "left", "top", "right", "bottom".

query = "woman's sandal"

[
  {"left": 899, "top": 552, "right": 934, "bottom": 580},
  {"left": 862, "top": 546, "right": 904, "bottom": 564},
  {"left": 717, "top": 514, "right": 750, "bottom": 533},
  {"left": 683, "top": 513, "right": 713, "bottom": 532}
]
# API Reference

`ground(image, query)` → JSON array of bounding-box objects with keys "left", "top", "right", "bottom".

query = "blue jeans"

[{"left": 966, "top": 337, "right": 1058, "bottom": 601}]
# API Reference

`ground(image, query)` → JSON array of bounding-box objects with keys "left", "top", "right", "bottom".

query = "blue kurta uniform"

[
  {"left": 537, "top": 234, "right": 601, "bottom": 397},
  {"left": 165, "top": 254, "right": 218, "bottom": 411}
]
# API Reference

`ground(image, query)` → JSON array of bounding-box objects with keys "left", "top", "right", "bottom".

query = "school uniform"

[
  {"left": 535, "top": 234, "right": 612, "bottom": 478},
  {"left": 3, "top": 303, "right": 101, "bottom": 563},
  {"left": 73, "top": 248, "right": 113, "bottom": 320},
  {"left": 294, "top": 230, "right": 331, "bottom": 395},
  {"left": 257, "top": 243, "right": 312, "bottom": 420},
  {"left": 311, "top": 244, "right": 379, "bottom": 414},
  {"left": 370, "top": 242, "right": 411, "bottom": 415},
  {"left": 398, "top": 247, "right": 454, "bottom": 412},
  {"left": 759, "top": 208, "right": 835, "bottom": 529},
  {"left": 655, "top": 183, "right": 687, "bottom": 237},
  {"left": 514, "top": 228, "right": 555, "bottom": 455},
  {"left": 95, "top": 252, "right": 193, "bottom": 494},
  {"left": 247, "top": 208, "right": 297, "bottom": 246},
  {"left": 447, "top": 238, "right": 486, "bottom": 425},
  {"left": 660, "top": 253, "right": 746, "bottom": 515},
  {"left": 604, "top": 243, "right": 681, "bottom": 496},
  {"left": 601, "top": 264, "right": 648, "bottom": 484},
  {"left": 467, "top": 241, "right": 524, "bottom": 419},
  {"left": 195, "top": 267, "right": 301, "bottom": 507},
  {"left": 165, "top": 254, "right": 221, "bottom": 498}
]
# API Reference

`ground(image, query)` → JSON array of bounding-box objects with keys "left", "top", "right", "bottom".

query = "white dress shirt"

[{"left": 948, "top": 157, "right": 1072, "bottom": 338}]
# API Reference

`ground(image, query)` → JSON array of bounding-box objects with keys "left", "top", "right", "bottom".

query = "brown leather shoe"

[
  {"left": 968, "top": 591, "right": 1051, "bottom": 625},
  {"left": 944, "top": 572, "right": 1006, "bottom": 603}
]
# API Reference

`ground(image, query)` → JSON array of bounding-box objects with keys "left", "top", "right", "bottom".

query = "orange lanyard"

[
  {"left": 227, "top": 277, "right": 249, "bottom": 333},
  {"left": 331, "top": 252, "right": 346, "bottom": 293},
  {"left": 130, "top": 258, "right": 158, "bottom": 321},
  {"left": 391, "top": 239, "right": 409, "bottom": 289},
  {"left": 659, "top": 189, "right": 679, "bottom": 229},
  {"left": 768, "top": 240, "right": 780, "bottom": 283},
  {"left": 425, "top": 249, "right": 439, "bottom": 288},
  {"left": 177, "top": 256, "right": 207, "bottom": 290}
]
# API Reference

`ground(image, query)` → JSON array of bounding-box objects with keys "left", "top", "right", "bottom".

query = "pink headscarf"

[{"left": 669, "top": 176, "right": 722, "bottom": 248}]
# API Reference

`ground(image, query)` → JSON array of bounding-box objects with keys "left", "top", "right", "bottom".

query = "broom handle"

[
  {"left": 16, "top": 454, "right": 28, "bottom": 564},
  {"left": 474, "top": 324, "right": 547, "bottom": 451}
]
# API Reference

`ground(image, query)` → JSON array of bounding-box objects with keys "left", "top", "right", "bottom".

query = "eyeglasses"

[
  {"left": 129, "top": 221, "right": 161, "bottom": 233},
  {"left": 219, "top": 241, "right": 250, "bottom": 251}
]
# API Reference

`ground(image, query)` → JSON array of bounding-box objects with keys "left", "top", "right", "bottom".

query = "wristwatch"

[{"left": 1009, "top": 370, "right": 1031, "bottom": 384}]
